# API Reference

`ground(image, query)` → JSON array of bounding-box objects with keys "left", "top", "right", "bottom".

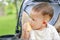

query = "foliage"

[
  {"left": 0, "top": 15, "right": 17, "bottom": 36},
  {"left": 4, "top": 3, "right": 16, "bottom": 15},
  {"left": 0, "top": 0, "right": 22, "bottom": 36},
  {"left": 0, "top": 2, "right": 2, "bottom": 6}
]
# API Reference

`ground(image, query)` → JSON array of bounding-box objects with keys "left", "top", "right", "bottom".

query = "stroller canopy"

[{"left": 22, "top": 0, "right": 60, "bottom": 25}]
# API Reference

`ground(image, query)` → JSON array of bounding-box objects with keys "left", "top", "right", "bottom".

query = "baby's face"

[
  {"left": 30, "top": 12, "right": 51, "bottom": 30},
  {"left": 30, "top": 11, "right": 51, "bottom": 21}
]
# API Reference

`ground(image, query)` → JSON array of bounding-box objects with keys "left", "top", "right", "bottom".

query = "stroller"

[{"left": 0, "top": 0, "right": 60, "bottom": 40}]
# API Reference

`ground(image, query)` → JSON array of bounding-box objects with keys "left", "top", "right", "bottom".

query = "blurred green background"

[{"left": 0, "top": 0, "right": 22, "bottom": 36}]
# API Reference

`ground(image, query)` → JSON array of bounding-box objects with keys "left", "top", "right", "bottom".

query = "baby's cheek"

[
  {"left": 31, "top": 24, "right": 35, "bottom": 27},
  {"left": 30, "top": 23, "right": 37, "bottom": 29},
  {"left": 32, "top": 23, "right": 39, "bottom": 28}
]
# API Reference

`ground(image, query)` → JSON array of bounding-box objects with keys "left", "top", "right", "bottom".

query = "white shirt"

[{"left": 29, "top": 23, "right": 60, "bottom": 40}]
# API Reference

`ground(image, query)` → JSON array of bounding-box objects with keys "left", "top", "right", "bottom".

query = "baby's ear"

[
  {"left": 42, "top": 21, "right": 47, "bottom": 24},
  {"left": 42, "top": 19, "right": 47, "bottom": 25}
]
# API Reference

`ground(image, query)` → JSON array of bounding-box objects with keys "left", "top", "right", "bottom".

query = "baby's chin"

[
  {"left": 32, "top": 26, "right": 42, "bottom": 30},
  {"left": 32, "top": 25, "right": 47, "bottom": 30}
]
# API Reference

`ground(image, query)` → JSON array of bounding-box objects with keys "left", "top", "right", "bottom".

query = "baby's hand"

[{"left": 22, "top": 23, "right": 31, "bottom": 40}]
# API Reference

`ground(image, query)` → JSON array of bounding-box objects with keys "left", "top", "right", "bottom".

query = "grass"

[{"left": 0, "top": 15, "right": 17, "bottom": 36}]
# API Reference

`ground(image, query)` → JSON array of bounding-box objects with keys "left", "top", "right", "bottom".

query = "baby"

[{"left": 22, "top": 2, "right": 60, "bottom": 40}]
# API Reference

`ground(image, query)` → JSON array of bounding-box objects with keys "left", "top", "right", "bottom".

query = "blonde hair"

[{"left": 30, "top": 2, "right": 54, "bottom": 20}]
